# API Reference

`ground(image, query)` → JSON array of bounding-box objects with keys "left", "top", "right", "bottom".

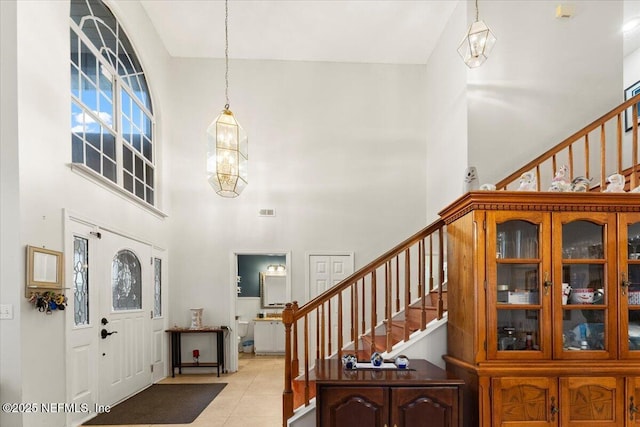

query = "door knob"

[
  {"left": 101, "top": 328, "right": 118, "bottom": 339},
  {"left": 101, "top": 317, "right": 109, "bottom": 325}
]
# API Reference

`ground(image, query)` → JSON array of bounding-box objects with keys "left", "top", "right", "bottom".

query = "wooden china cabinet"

[{"left": 439, "top": 192, "right": 640, "bottom": 427}]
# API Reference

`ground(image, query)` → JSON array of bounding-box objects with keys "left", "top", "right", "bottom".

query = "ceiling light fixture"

[
  {"left": 206, "top": 0, "right": 248, "bottom": 198},
  {"left": 458, "top": 0, "right": 496, "bottom": 68}
]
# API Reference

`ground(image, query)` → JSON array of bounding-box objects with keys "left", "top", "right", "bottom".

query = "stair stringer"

[{"left": 286, "top": 315, "right": 448, "bottom": 427}]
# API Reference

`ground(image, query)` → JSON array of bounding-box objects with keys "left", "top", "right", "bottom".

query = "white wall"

[
  {"left": 625, "top": 47, "right": 640, "bottom": 89},
  {"left": 467, "top": 0, "right": 623, "bottom": 186},
  {"left": 8, "top": 1, "right": 172, "bottom": 426},
  {"left": 1, "top": 1, "right": 23, "bottom": 427},
  {"left": 165, "top": 58, "right": 429, "bottom": 360},
  {"left": 425, "top": 0, "right": 469, "bottom": 221}
]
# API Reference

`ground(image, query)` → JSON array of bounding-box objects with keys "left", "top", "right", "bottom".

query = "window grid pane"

[{"left": 70, "top": 0, "right": 155, "bottom": 206}]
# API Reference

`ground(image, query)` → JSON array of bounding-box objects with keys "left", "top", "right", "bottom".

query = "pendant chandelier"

[
  {"left": 206, "top": 0, "right": 248, "bottom": 197},
  {"left": 457, "top": 0, "right": 496, "bottom": 69}
]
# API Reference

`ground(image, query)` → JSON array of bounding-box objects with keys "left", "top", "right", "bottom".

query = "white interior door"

[
  {"left": 308, "top": 254, "right": 354, "bottom": 356},
  {"left": 309, "top": 254, "right": 354, "bottom": 298},
  {"left": 98, "top": 230, "right": 152, "bottom": 406}
]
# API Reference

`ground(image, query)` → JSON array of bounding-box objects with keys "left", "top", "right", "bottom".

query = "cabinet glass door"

[
  {"left": 553, "top": 213, "right": 616, "bottom": 359},
  {"left": 487, "top": 212, "right": 551, "bottom": 360},
  {"left": 621, "top": 214, "right": 640, "bottom": 358}
]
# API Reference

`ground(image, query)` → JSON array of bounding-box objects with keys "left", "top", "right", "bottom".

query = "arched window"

[{"left": 70, "top": 0, "right": 156, "bottom": 206}]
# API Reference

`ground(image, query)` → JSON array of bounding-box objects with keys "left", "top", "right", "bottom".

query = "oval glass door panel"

[{"left": 112, "top": 249, "right": 142, "bottom": 310}]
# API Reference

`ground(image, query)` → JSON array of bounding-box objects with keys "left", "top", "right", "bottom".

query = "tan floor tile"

[
  {"left": 87, "top": 355, "right": 285, "bottom": 427},
  {"left": 231, "top": 395, "right": 282, "bottom": 418},
  {"left": 223, "top": 415, "right": 282, "bottom": 427}
]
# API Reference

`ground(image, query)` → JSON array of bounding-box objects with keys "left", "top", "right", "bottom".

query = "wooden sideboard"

[{"left": 311, "top": 359, "right": 463, "bottom": 427}]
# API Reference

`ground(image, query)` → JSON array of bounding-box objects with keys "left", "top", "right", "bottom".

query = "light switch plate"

[{"left": 0, "top": 304, "right": 14, "bottom": 319}]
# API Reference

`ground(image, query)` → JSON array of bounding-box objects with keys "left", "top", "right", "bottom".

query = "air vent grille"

[{"left": 259, "top": 208, "right": 276, "bottom": 217}]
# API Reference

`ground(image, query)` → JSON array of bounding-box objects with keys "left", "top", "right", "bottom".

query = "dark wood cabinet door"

[
  {"left": 318, "top": 386, "right": 389, "bottom": 427},
  {"left": 391, "top": 387, "right": 459, "bottom": 427}
]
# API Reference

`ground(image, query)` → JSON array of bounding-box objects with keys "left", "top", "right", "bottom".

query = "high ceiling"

[
  {"left": 139, "top": 0, "right": 640, "bottom": 64},
  {"left": 139, "top": 0, "right": 459, "bottom": 65}
]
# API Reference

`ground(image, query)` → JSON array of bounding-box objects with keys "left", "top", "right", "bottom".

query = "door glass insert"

[
  {"left": 562, "top": 264, "right": 605, "bottom": 305},
  {"left": 112, "top": 249, "right": 141, "bottom": 310},
  {"left": 562, "top": 221, "right": 604, "bottom": 259},
  {"left": 153, "top": 257, "right": 161, "bottom": 317},
  {"left": 629, "top": 222, "right": 640, "bottom": 261},
  {"left": 496, "top": 220, "right": 538, "bottom": 259},
  {"left": 495, "top": 220, "right": 542, "bottom": 353},
  {"left": 497, "top": 310, "right": 540, "bottom": 351},
  {"left": 561, "top": 220, "right": 607, "bottom": 352},
  {"left": 497, "top": 264, "right": 539, "bottom": 304},
  {"left": 73, "top": 236, "right": 89, "bottom": 325},
  {"left": 629, "top": 310, "right": 640, "bottom": 350},
  {"left": 629, "top": 222, "right": 640, "bottom": 352},
  {"left": 562, "top": 309, "right": 605, "bottom": 351}
]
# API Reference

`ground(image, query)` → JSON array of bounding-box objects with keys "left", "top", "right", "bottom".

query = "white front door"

[{"left": 98, "top": 230, "right": 152, "bottom": 406}]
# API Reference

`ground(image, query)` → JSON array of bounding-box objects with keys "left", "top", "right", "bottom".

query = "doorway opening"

[{"left": 229, "top": 251, "right": 291, "bottom": 371}]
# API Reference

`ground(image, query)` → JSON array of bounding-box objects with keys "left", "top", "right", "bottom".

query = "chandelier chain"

[
  {"left": 475, "top": 0, "right": 479, "bottom": 22},
  {"left": 224, "top": 0, "right": 229, "bottom": 109}
]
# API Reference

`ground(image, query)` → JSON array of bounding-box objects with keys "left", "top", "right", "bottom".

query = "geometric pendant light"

[
  {"left": 206, "top": 0, "right": 248, "bottom": 197},
  {"left": 457, "top": 0, "right": 496, "bottom": 68}
]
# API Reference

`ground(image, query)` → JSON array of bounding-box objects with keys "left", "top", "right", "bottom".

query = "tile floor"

[{"left": 105, "top": 353, "right": 285, "bottom": 427}]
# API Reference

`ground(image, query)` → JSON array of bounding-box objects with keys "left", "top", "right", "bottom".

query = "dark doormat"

[{"left": 84, "top": 383, "right": 227, "bottom": 425}]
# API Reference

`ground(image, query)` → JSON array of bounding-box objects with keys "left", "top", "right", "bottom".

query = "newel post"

[{"left": 282, "top": 302, "right": 294, "bottom": 426}]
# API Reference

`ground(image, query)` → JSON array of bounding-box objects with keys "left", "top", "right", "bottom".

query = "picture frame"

[
  {"left": 25, "top": 245, "right": 64, "bottom": 296},
  {"left": 625, "top": 80, "right": 640, "bottom": 132}
]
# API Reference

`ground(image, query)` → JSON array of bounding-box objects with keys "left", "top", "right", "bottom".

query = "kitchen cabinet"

[
  {"left": 312, "top": 359, "right": 463, "bottom": 427},
  {"left": 253, "top": 319, "right": 285, "bottom": 355},
  {"left": 439, "top": 192, "right": 640, "bottom": 427}
]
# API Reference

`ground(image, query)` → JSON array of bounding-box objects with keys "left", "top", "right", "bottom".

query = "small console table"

[{"left": 166, "top": 327, "right": 225, "bottom": 377}]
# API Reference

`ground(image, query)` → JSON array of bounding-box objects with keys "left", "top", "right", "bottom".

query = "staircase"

[{"left": 281, "top": 94, "right": 640, "bottom": 426}]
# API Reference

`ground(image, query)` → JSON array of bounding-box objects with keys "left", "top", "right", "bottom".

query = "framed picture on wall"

[{"left": 625, "top": 80, "right": 640, "bottom": 132}]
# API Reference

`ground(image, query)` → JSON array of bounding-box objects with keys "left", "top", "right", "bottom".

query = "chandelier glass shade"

[
  {"left": 207, "top": 0, "right": 247, "bottom": 198},
  {"left": 207, "top": 108, "right": 248, "bottom": 197},
  {"left": 458, "top": 0, "right": 496, "bottom": 68}
]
